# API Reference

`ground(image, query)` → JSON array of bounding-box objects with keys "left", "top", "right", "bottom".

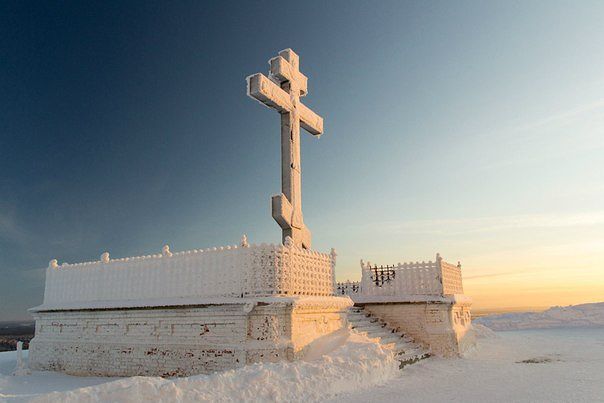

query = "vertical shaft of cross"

[
  {"left": 247, "top": 48, "right": 324, "bottom": 249},
  {"left": 280, "top": 80, "right": 304, "bottom": 233}
]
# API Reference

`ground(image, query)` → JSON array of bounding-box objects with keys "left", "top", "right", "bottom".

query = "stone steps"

[
  {"left": 351, "top": 321, "right": 385, "bottom": 330},
  {"left": 347, "top": 307, "right": 430, "bottom": 369}
]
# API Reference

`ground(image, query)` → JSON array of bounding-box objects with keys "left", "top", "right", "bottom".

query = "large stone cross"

[{"left": 247, "top": 49, "right": 323, "bottom": 249}]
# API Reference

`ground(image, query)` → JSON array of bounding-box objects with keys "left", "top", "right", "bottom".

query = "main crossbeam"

[{"left": 247, "top": 73, "right": 323, "bottom": 135}]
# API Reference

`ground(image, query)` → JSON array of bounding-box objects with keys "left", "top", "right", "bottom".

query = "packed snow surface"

[
  {"left": 330, "top": 327, "right": 604, "bottom": 402},
  {"left": 475, "top": 302, "right": 604, "bottom": 331},
  {"left": 2, "top": 303, "right": 604, "bottom": 402}
]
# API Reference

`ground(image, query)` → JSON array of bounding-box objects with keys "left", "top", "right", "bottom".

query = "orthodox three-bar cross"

[{"left": 247, "top": 49, "right": 323, "bottom": 249}]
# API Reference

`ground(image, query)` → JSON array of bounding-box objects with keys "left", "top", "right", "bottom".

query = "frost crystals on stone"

[{"left": 100, "top": 252, "right": 110, "bottom": 263}]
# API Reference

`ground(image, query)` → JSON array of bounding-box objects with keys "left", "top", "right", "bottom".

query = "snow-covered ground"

[
  {"left": 0, "top": 330, "right": 399, "bottom": 402},
  {"left": 2, "top": 307, "right": 603, "bottom": 402},
  {"left": 332, "top": 327, "right": 604, "bottom": 402}
]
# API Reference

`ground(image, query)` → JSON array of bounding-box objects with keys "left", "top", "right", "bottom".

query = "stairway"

[{"left": 347, "top": 306, "right": 431, "bottom": 368}]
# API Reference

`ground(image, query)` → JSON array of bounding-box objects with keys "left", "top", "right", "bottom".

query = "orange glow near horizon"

[
  {"left": 335, "top": 212, "right": 604, "bottom": 312},
  {"left": 460, "top": 243, "right": 604, "bottom": 310}
]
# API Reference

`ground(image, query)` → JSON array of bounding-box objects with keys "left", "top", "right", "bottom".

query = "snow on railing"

[
  {"left": 440, "top": 259, "right": 464, "bottom": 295},
  {"left": 41, "top": 236, "right": 337, "bottom": 308},
  {"left": 358, "top": 254, "right": 464, "bottom": 298},
  {"left": 336, "top": 281, "right": 360, "bottom": 296}
]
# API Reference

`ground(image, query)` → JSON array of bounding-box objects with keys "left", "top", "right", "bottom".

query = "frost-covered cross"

[{"left": 247, "top": 49, "right": 323, "bottom": 249}]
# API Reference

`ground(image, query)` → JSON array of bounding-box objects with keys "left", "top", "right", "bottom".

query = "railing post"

[{"left": 436, "top": 252, "right": 444, "bottom": 295}]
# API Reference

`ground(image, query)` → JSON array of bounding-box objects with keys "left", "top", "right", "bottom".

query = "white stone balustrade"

[
  {"left": 348, "top": 254, "right": 464, "bottom": 299},
  {"left": 440, "top": 259, "right": 464, "bottom": 295},
  {"left": 39, "top": 242, "right": 336, "bottom": 310},
  {"left": 336, "top": 280, "right": 360, "bottom": 296},
  {"left": 352, "top": 255, "right": 471, "bottom": 357}
]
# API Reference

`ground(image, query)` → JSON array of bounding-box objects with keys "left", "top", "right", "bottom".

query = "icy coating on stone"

[
  {"left": 38, "top": 242, "right": 337, "bottom": 310},
  {"left": 337, "top": 254, "right": 464, "bottom": 299},
  {"left": 247, "top": 49, "right": 323, "bottom": 249}
]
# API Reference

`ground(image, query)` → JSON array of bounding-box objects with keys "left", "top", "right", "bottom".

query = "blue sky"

[{"left": 1, "top": 1, "right": 604, "bottom": 320}]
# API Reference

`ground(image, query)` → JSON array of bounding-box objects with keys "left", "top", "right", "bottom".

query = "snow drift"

[
  {"left": 467, "top": 323, "right": 497, "bottom": 339},
  {"left": 23, "top": 330, "right": 399, "bottom": 403},
  {"left": 475, "top": 302, "right": 604, "bottom": 331}
]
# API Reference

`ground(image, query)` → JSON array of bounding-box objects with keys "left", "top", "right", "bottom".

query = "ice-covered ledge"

[
  {"left": 38, "top": 238, "right": 338, "bottom": 310},
  {"left": 350, "top": 294, "right": 472, "bottom": 305},
  {"left": 30, "top": 295, "right": 353, "bottom": 313}
]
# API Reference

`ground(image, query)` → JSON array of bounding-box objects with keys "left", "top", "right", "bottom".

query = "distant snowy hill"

[{"left": 475, "top": 302, "right": 604, "bottom": 331}]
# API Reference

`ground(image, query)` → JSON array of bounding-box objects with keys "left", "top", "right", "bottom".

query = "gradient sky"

[{"left": 1, "top": 1, "right": 603, "bottom": 320}]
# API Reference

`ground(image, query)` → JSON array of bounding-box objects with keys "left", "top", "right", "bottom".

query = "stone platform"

[
  {"left": 355, "top": 296, "right": 472, "bottom": 357},
  {"left": 29, "top": 296, "right": 351, "bottom": 376},
  {"left": 29, "top": 242, "right": 351, "bottom": 376},
  {"left": 337, "top": 254, "right": 473, "bottom": 357}
]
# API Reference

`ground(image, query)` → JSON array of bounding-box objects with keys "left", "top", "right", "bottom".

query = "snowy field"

[
  {"left": 332, "top": 327, "right": 604, "bottom": 403},
  {"left": 1, "top": 306, "right": 603, "bottom": 402}
]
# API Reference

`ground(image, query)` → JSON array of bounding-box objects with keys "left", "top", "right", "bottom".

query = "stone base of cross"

[
  {"left": 247, "top": 49, "right": 324, "bottom": 249},
  {"left": 272, "top": 193, "right": 312, "bottom": 248}
]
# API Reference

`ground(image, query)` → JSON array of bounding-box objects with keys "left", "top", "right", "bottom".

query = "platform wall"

[
  {"left": 29, "top": 297, "right": 351, "bottom": 376},
  {"left": 360, "top": 301, "right": 472, "bottom": 357}
]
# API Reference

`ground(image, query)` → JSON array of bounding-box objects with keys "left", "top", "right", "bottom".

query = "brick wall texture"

[{"left": 29, "top": 298, "right": 350, "bottom": 376}]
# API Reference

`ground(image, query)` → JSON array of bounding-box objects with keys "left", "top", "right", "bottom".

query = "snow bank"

[
  {"left": 468, "top": 323, "right": 498, "bottom": 339},
  {"left": 23, "top": 331, "right": 398, "bottom": 403},
  {"left": 475, "top": 302, "right": 604, "bottom": 331}
]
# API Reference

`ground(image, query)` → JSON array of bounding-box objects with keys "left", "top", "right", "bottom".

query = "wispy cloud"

[
  {"left": 510, "top": 98, "right": 604, "bottom": 135},
  {"left": 464, "top": 268, "right": 550, "bottom": 280},
  {"left": 0, "top": 210, "right": 28, "bottom": 245},
  {"left": 361, "top": 211, "right": 604, "bottom": 236},
  {"left": 472, "top": 96, "right": 604, "bottom": 170}
]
